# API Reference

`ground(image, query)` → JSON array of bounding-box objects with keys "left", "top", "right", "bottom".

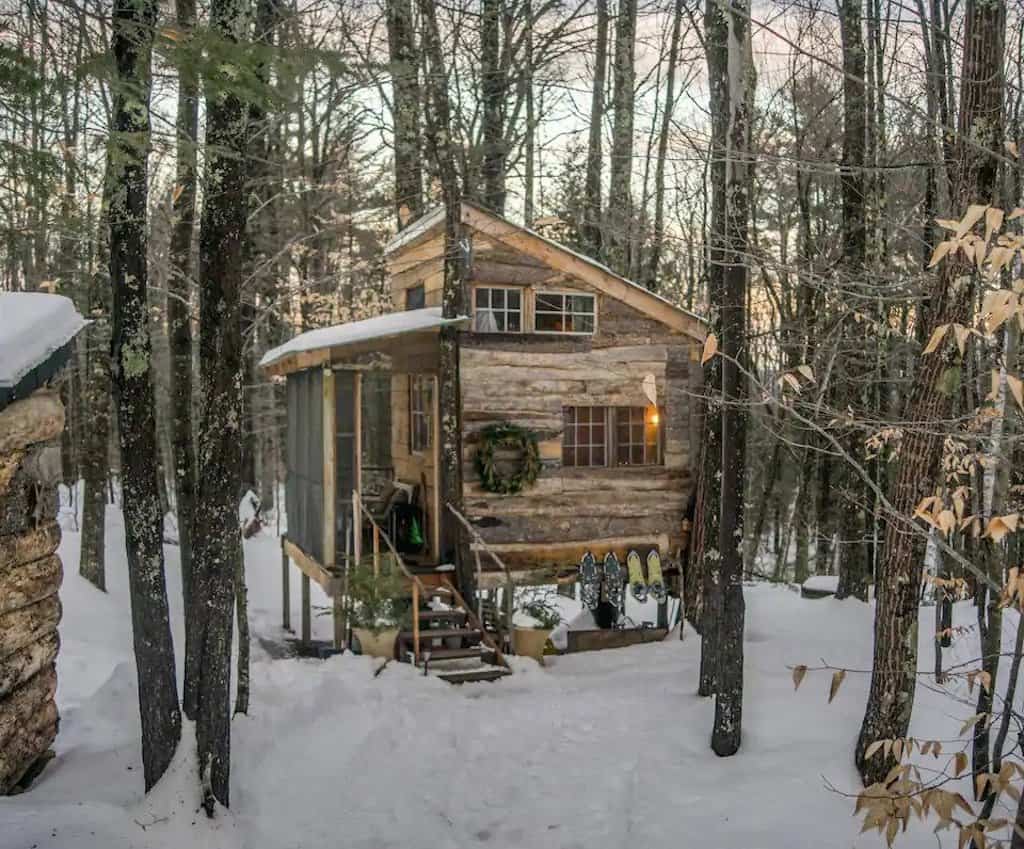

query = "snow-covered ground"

[{"left": 1, "top": 499, "right": 1015, "bottom": 849}]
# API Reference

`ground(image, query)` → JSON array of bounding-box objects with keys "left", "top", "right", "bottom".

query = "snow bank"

[
  {"left": 802, "top": 574, "right": 839, "bottom": 594},
  {"left": 6, "top": 503, "right": 1019, "bottom": 849},
  {"left": 0, "top": 292, "right": 87, "bottom": 388}
]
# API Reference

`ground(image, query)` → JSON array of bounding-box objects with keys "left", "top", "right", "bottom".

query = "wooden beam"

[
  {"left": 460, "top": 203, "right": 706, "bottom": 341},
  {"left": 322, "top": 368, "right": 336, "bottom": 570},
  {"left": 281, "top": 537, "right": 291, "bottom": 631},
  {"left": 430, "top": 374, "right": 441, "bottom": 562},
  {"left": 283, "top": 538, "right": 338, "bottom": 595}
]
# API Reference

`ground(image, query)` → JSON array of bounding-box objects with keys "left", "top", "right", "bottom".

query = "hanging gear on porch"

[
  {"left": 647, "top": 549, "right": 666, "bottom": 603},
  {"left": 392, "top": 502, "right": 426, "bottom": 554},
  {"left": 627, "top": 550, "right": 647, "bottom": 602},
  {"left": 579, "top": 550, "right": 600, "bottom": 609}
]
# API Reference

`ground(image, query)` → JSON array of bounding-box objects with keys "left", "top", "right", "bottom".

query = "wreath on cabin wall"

[{"left": 474, "top": 422, "right": 542, "bottom": 495}]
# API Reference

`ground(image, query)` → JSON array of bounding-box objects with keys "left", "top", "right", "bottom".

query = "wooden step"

[
  {"left": 437, "top": 667, "right": 513, "bottom": 685},
  {"left": 401, "top": 628, "right": 481, "bottom": 642},
  {"left": 417, "top": 609, "right": 467, "bottom": 622},
  {"left": 420, "top": 647, "right": 483, "bottom": 661}
]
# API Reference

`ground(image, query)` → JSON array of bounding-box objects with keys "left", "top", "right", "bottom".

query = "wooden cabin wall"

[
  {"left": 459, "top": 240, "right": 701, "bottom": 574},
  {"left": 383, "top": 219, "right": 702, "bottom": 576},
  {"left": 389, "top": 374, "right": 438, "bottom": 558},
  {"left": 0, "top": 390, "right": 65, "bottom": 794}
]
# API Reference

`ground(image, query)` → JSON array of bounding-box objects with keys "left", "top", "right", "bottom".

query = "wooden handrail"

[
  {"left": 445, "top": 503, "right": 516, "bottom": 641},
  {"left": 441, "top": 577, "right": 509, "bottom": 669},
  {"left": 356, "top": 492, "right": 428, "bottom": 597}
]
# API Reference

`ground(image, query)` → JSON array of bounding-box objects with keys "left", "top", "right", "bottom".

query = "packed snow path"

[{"left": 1, "top": 498, "right": 1014, "bottom": 849}]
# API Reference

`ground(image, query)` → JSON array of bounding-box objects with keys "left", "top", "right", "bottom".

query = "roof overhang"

[{"left": 259, "top": 307, "right": 470, "bottom": 377}]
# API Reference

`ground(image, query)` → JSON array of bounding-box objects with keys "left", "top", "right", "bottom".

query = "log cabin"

[
  {"left": 261, "top": 201, "right": 706, "bottom": 658},
  {"left": 0, "top": 292, "right": 86, "bottom": 792}
]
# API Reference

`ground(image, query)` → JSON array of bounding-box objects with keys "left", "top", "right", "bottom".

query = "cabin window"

[
  {"left": 615, "top": 406, "right": 663, "bottom": 465},
  {"left": 409, "top": 375, "right": 432, "bottom": 452},
  {"left": 562, "top": 406, "right": 606, "bottom": 467},
  {"left": 473, "top": 286, "right": 522, "bottom": 332},
  {"left": 562, "top": 406, "right": 663, "bottom": 467},
  {"left": 535, "top": 291, "right": 595, "bottom": 334},
  {"left": 405, "top": 284, "right": 425, "bottom": 310}
]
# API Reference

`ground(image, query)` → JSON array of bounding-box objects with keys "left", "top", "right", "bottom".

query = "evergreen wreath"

[{"left": 474, "top": 422, "right": 542, "bottom": 495}]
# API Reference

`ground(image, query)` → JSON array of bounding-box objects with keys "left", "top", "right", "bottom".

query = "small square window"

[
  {"left": 535, "top": 291, "right": 595, "bottom": 335},
  {"left": 474, "top": 286, "right": 523, "bottom": 333},
  {"left": 405, "top": 285, "right": 425, "bottom": 310}
]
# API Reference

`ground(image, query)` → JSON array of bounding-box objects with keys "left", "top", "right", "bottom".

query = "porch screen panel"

[
  {"left": 286, "top": 368, "right": 324, "bottom": 563},
  {"left": 335, "top": 371, "right": 357, "bottom": 556}
]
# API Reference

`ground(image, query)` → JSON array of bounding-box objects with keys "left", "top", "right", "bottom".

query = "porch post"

[{"left": 322, "top": 368, "right": 340, "bottom": 650}]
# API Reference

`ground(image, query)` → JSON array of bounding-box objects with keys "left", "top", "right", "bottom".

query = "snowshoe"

[
  {"left": 647, "top": 549, "right": 666, "bottom": 603},
  {"left": 602, "top": 552, "right": 623, "bottom": 610},
  {"left": 627, "top": 550, "right": 647, "bottom": 603},
  {"left": 579, "top": 551, "right": 600, "bottom": 609}
]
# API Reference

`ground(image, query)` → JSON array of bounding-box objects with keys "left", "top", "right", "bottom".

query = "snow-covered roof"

[
  {"left": 259, "top": 307, "right": 469, "bottom": 372},
  {"left": 0, "top": 292, "right": 88, "bottom": 395},
  {"left": 382, "top": 207, "right": 445, "bottom": 256}
]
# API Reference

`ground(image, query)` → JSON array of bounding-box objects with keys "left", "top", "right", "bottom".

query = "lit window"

[
  {"left": 562, "top": 406, "right": 663, "bottom": 468},
  {"left": 615, "top": 406, "right": 662, "bottom": 465},
  {"left": 473, "top": 287, "right": 522, "bottom": 332},
  {"left": 535, "top": 291, "right": 595, "bottom": 334},
  {"left": 410, "top": 375, "right": 432, "bottom": 452}
]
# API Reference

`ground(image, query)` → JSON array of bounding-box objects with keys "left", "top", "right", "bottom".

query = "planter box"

[{"left": 565, "top": 627, "right": 668, "bottom": 654}]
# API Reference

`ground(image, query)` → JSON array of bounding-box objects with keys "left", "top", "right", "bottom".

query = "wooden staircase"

[
  {"left": 402, "top": 580, "right": 511, "bottom": 684},
  {"left": 355, "top": 494, "right": 511, "bottom": 685}
]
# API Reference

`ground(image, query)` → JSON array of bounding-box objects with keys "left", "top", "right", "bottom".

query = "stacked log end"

[{"left": 0, "top": 390, "right": 65, "bottom": 794}]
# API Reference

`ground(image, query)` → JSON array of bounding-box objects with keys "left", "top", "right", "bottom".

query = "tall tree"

[
  {"left": 386, "top": 0, "right": 423, "bottom": 229},
  {"left": 480, "top": 0, "right": 507, "bottom": 213},
  {"left": 582, "top": 0, "right": 608, "bottom": 256},
  {"left": 417, "top": 0, "right": 473, "bottom": 599},
  {"left": 834, "top": 0, "right": 870, "bottom": 602},
  {"left": 606, "top": 0, "right": 637, "bottom": 274},
  {"left": 185, "top": 0, "right": 251, "bottom": 809},
  {"left": 644, "top": 0, "right": 685, "bottom": 291},
  {"left": 107, "top": 0, "right": 181, "bottom": 790},
  {"left": 855, "top": 0, "right": 1006, "bottom": 786},
  {"left": 169, "top": 0, "right": 198, "bottom": 612},
  {"left": 711, "top": 0, "right": 754, "bottom": 758}
]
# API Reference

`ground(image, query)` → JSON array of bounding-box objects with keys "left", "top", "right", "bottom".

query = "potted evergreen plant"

[
  {"left": 347, "top": 564, "right": 409, "bottom": 660},
  {"left": 512, "top": 590, "right": 562, "bottom": 665}
]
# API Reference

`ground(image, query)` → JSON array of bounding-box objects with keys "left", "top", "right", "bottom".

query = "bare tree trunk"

[
  {"left": 582, "top": 0, "right": 608, "bottom": 256},
  {"left": 185, "top": 0, "right": 251, "bottom": 810},
  {"left": 711, "top": 0, "right": 753, "bottom": 759},
  {"left": 645, "top": 0, "right": 685, "bottom": 291},
  {"left": 522, "top": 0, "right": 535, "bottom": 225},
  {"left": 834, "top": 0, "right": 870, "bottom": 602},
  {"left": 170, "top": 0, "right": 198, "bottom": 615},
  {"left": 417, "top": 0, "right": 471, "bottom": 598},
  {"left": 386, "top": 0, "right": 423, "bottom": 229},
  {"left": 108, "top": 0, "right": 181, "bottom": 791},
  {"left": 855, "top": 0, "right": 1005, "bottom": 786},
  {"left": 606, "top": 0, "right": 637, "bottom": 276},
  {"left": 480, "top": 0, "right": 507, "bottom": 213}
]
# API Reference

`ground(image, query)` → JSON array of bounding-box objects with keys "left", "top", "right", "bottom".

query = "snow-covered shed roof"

[
  {"left": 0, "top": 292, "right": 88, "bottom": 410},
  {"left": 383, "top": 201, "right": 707, "bottom": 341},
  {"left": 259, "top": 307, "right": 469, "bottom": 376}
]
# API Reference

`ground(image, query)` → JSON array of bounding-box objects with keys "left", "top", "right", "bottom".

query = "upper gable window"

[
  {"left": 405, "top": 284, "right": 425, "bottom": 310},
  {"left": 474, "top": 286, "right": 522, "bottom": 333},
  {"left": 535, "top": 291, "right": 595, "bottom": 334}
]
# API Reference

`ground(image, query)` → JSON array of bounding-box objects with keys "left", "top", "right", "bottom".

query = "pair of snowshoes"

[
  {"left": 626, "top": 549, "right": 666, "bottom": 604},
  {"left": 579, "top": 551, "right": 623, "bottom": 611}
]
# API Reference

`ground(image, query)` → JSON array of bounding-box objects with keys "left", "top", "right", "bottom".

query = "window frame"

[
  {"left": 472, "top": 285, "right": 524, "bottom": 334},
  {"left": 404, "top": 284, "right": 426, "bottom": 311},
  {"left": 409, "top": 374, "right": 433, "bottom": 454},
  {"left": 561, "top": 405, "right": 664, "bottom": 469},
  {"left": 533, "top": 289, "right": 597, "bottom": 336}
]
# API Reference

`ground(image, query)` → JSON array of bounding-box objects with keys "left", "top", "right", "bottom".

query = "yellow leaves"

[
  {"left": 959, "top": 713, "right": 989, "bottom": 736},
  {"left": 1007, "top": 140, "right": 1020, "bottom": 159},
  {"left": 171, "top": 184, "right": 185, "bottom": 205},
  {"left": 953, "top": 324, "right": 971, "bottom": 356},
  {"left": 828, "top": 668, "right": 846, "bottom": 703},
  {"left": 981, "top": 289, "right": 1019, "bottom": 333},
  {"left": 984, "top": 513, "right": 1020, "bottom": 543},
  {"left": 984, "top": 207, "right": 1004, "bottom": 243},
  {"left": 957, "top": 204, "right": 990, "bottom": 239},
  {"left": 954, "top": 751, "right": 969, "bottom": 776},
  {"left": 792, "top": 664, "right": 807, "bottom": 691},
  {"left": 700, "top": 333, "right": 718, "bottom": 365},
  {"left": 1007, "top": 374, "right": 1023, "bottom": 411},
  {"left": 929, "top": 240, "right": 956, "bottom": 268},
  {"left": 923, "top": 324, "right": 949, "bottom": 354},
  {"left": 966, "top": 669, "right": 992, "bottom": 695},
  {"left": 796, "top": 364, "right": 815, "bottom": 383},
  {"left": 1002, "top": 566, "right": 1024, "bottom": 609}
]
